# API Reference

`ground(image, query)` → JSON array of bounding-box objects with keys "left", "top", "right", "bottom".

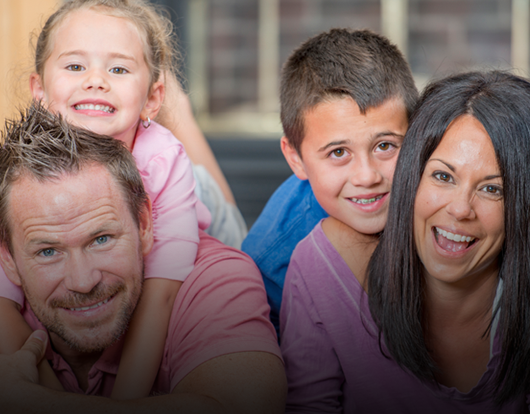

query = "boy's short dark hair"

[{"left": 281, "top": 28, "right": 418, "bottom": 153}]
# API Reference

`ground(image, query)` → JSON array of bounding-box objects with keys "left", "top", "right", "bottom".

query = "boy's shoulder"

[{"left": 242, "top": 174, "right": 327, "bottom": 266}]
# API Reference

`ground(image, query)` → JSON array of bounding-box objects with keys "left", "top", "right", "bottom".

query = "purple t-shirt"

[{"left": 280, "top": 221, "right": 528, "bottom": 413}]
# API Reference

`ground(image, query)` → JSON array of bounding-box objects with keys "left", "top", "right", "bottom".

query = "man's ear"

[
  {"left": 29, "top": 73, "right": 46, "bottom": 102},
  {"left": 281, "top": 136, "right": 308, "bottom": 180},
  {"left": 0, "top": 244, "right": 21, "bottom": 287},
  {"left": 139, "top": 198, "right": 154, "bottom": 257},
  {"left": 140, "top": 81, "right": 165, "bottom": 123}
]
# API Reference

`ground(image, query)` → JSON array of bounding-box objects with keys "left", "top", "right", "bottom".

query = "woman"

[{"left": 281, "top": 71, "right": 530, "bottom": 412}]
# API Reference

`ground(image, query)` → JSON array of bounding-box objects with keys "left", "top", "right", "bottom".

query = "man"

[{"left": 0, "top": 105, "right": 286, "bottom": 413}]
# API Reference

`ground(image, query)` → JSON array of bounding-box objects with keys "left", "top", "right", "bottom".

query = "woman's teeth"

[
  {"left": 435, "top": 227, "right": 475, "bottom": 243},
  {"left": 351, "top": 194, "right": 384, "bottom": 205},
  {"left": 69, "top": 297, "right": 110, "bottom": 312},
  {"left": 74, "top": 104, "right": 115, "bottom": 113}
]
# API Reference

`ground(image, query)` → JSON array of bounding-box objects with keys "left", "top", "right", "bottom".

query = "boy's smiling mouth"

[{"left": 350, "top": 194, "right": 385, "bottom": 205}]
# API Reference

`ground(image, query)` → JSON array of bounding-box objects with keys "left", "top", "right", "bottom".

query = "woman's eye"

[
  {"left": 330, "top": 148, "right": 346, "bottom": 158},
  {"left": 95, "top": 235, "right": 109, "bottom": 245},
  {"left": 39, "top": 248, "right": 56, "bottom": 257},
  {"left": 482, "top": 185, "right": 503, "bottom": 196},
  {"left": 66, "top": 64, "right": 84, "bottom": 72},
  {"left": 433, "top": 172, "right": 452, "bottom": 183},
  {"left": 110, "top": 67, "right": 128, "bottom": 75}
]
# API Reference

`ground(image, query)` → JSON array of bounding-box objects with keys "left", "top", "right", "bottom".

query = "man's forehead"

[{"left": 8, "top": 165, "right": 130, "bottom": 240}]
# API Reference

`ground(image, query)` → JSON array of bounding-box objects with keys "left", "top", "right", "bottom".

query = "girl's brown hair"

[{"left": 34, "top": 0, "right": 177, "bottom": 87}]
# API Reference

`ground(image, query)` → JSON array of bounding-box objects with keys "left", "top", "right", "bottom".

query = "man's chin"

[{"left": 49, "top": 322, "right": 128, "bottom": 353}]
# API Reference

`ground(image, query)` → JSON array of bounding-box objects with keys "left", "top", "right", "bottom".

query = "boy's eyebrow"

[
  {"left": 58, "top": 50, "right": 136, "bottom": 62},
  {"left": 318, "top": 131, "right": 405, "bottom": 152}
]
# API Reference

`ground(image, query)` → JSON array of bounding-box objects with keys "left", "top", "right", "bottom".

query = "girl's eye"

[
  {"left": 67, "top": 64, "right": 84, "bottom": 72},
  {"left": 39, "top": 248, "right": 56, "bottom": 257},
  {"left": 110, "top": 67, "right": 128, "bottom": 75},
  {"left": 95, "top": 235, "right": 109, "bottom": 245},
  {"left": 330, "top": 148, "right": 346, "bottom": 158},
  {"left": 433, "top": 172, "right": 453, "bottom": 183}
]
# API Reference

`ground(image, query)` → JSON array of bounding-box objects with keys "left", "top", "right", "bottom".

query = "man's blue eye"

[
  {"left": 95, "top": 236, "right": 108, "bottom": 244},
  {"left": 41, "top": 248, "right": 55, "bottom": 257}
]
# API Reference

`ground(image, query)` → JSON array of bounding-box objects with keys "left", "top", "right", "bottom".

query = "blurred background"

[{"left": 1, "top": 0, "right": 527, "bottom": 226}]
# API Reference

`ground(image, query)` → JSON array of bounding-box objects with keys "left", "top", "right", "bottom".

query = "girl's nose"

[{"left": 82, "top": 69, "right": 110, "bottom": 92}]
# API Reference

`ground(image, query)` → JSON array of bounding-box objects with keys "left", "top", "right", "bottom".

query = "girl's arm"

[
  {"left": 111, "top": 278, "right": 182, "bottom": 399},
  {"left": 155, "top": 71, "right": 236, "bottom": 205},
  {"left": 0, "top": 297, "right": 63, "bottom": 391}
]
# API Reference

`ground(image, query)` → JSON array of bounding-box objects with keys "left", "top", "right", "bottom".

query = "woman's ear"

[
  {"left": 140, "top": 81, "right": 165, "bottom": 122},
  {"left": 0, "top": 245, "right": 21, "bottom": 287},
  {"left": 281, "top": 136, "right": 308, "bottom": 180},
  {"left": 29, "top": 73, "right": 46, "bottom": 102}
]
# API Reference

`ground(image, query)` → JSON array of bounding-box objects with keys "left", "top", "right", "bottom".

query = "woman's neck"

[{"left": 321, "top": 216, "right": 379, "bottom": 290}]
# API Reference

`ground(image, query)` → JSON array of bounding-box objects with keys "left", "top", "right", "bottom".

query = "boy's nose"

[{"left": 349, "top": 159, "right": 383, "bottom": 188}]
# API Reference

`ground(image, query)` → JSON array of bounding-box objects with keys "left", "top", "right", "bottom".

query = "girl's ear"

[
  {"left": 281, "top": 136, "right": 308, "bottom": 180},
  {"left": 0, "top": 245, "right": 21, "bottom": 287},
  {"left": 29, "top": 73, "right": 46, "bottom": 102},
  {"left": 140, "top": 81, "right": 165, "bottom": 122}
]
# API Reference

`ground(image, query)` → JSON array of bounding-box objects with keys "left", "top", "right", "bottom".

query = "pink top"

[
  {"left": 281, "top": 221, "right": 529, "bottom": 413},
  {"left": 0, "top": 121, "right": 211, "bottom": 305},
  {"left": 23, "top": 231, "right": 281, "bottom": 396}
]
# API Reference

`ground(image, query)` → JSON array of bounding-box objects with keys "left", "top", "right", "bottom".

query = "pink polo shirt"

[{"left": 23, "top": 231, "right": 281, "bottom": 396}]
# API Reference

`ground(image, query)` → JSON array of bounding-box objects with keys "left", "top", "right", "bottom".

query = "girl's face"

[
  {"left": 414, "top": 115, "right": 504, "bottom": 288},
  {"left": 30, "top": 9, "right": 163, "bottom": 149}
]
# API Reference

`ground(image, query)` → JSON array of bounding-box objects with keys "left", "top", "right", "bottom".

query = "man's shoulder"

[
  {"left": 160, "top": 231, "right": 280, "bottom": 392},
  {"left": 242, "top": 174, "right": 327, "bottom": 263}
]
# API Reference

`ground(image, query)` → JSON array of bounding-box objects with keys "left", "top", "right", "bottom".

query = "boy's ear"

[
  {"left": 281, "top": 136, "right": 308, "bottom": 180},
  {"left": 0, "top": 245, "right": 21, "bottom": 287},
  {"left": 141, "top": 81, "right": 165, "bottom": 122},
  {"left": 29, "top": 73, "right": 45, "bottom": 102},
  {"left": 138, "top": 198, "right": 154, "bottom": 257}
]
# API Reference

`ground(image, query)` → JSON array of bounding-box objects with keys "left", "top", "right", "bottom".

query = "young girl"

[{"left": 0, "top": 0, "right": 213, "bottom": 399}]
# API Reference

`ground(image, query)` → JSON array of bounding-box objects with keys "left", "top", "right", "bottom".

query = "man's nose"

[{"left": 63, "top": 252, "right": 103, "bottom": 293}]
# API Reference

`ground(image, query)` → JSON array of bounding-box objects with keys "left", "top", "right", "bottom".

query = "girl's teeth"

[
  {"left": 435, "top": 227, "right": 474, "bottom": 243},
  {"left": 74, "top": 104, "right": 114, "bottom": 113},
  {"left": 351, "top": 195, "right": 384, "bottom": 204},
  {"left": 69, "top": 297, "right": 109, "bottom": 312}
]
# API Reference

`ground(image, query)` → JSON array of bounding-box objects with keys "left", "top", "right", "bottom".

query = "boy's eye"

[
  {"left": 67, "top": 64, "right": 84, "bottom": 72},
  {"left": 330, "top": 148, "right": 346, "bottom": 158},
  {"left": 433, "top": 171, "right": 453, "bottom": 183},
  {"left": 110, "top": 67, "right": 128, "bottom": 75},
  {"left": 376, "top": 142, "right": 392, "bottom": 151},
  {"left": 39, "top": 248, "right": 56, "bottom": 257}
]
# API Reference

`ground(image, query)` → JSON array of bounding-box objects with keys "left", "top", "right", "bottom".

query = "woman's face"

[{"left": 413, "top": 115, "right": 504, "bottom": 288}]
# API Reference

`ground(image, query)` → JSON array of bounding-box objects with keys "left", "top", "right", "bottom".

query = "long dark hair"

[{"left": 368, "top": 71, "right": 530, "bottom": 403}]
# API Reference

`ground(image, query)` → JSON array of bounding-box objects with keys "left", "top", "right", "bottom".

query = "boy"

[{"left": 242, "top": 28, "right": 418, "bottom": 334}]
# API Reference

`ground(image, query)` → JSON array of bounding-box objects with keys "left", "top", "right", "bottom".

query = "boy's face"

[{"left": 282, "top": 97, "right": 408, "bottom": 235}]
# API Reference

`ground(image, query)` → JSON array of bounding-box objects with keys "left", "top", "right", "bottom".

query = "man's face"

[{"left": 0, "top": 164, "right": 153, "bottom": 354}]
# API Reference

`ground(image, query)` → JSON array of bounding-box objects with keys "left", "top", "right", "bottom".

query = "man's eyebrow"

[
  {"left": 28, "top": 239, "right": 60, "bottom": 246},
  {"left": 58, "top": 50, "right": 136, "bottom": 61}
]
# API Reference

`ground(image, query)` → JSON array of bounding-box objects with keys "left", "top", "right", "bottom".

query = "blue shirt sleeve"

[{"left": 242, "top": 174, "right": 328, "bottom": 337}]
